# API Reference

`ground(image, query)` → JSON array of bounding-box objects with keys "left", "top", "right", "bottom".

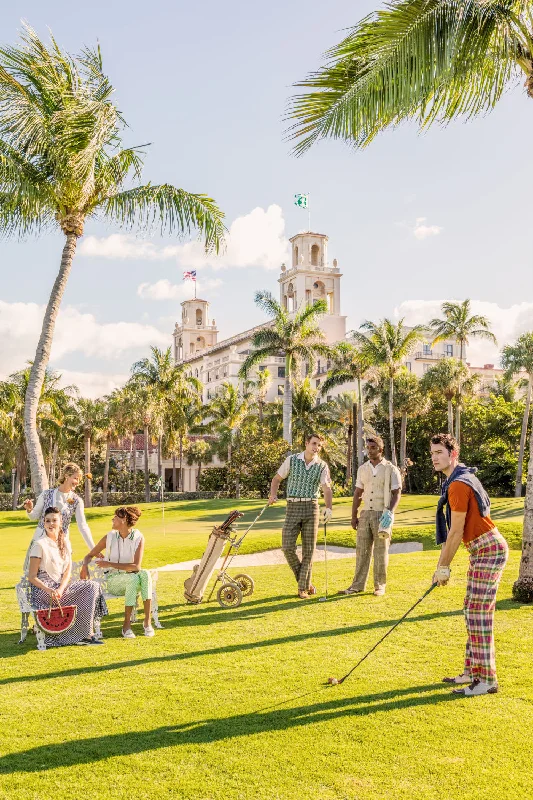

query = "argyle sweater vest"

[{"left": 286, "top": 455, "right": 325, "bottom": 499}]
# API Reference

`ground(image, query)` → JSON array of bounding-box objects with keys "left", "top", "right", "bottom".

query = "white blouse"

[
  {"left": 29, "top": 536, "right": 72, "bottom": 583},
  {"left": 105, "top": 529, "right": 144, "bottom": 566},
  {"left": 27, "top": 488, "right": 95, "bottom": 549}
]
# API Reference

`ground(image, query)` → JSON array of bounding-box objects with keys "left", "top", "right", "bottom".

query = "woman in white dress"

[
  {"left": 23, "top": 463, "right": 95, "bottom": 571},
  {"left": 81, "top": 505, "right": 155, "bottom": 639},
  {"left": 28, "top": 506, "right": 108, "bottom": 647}
]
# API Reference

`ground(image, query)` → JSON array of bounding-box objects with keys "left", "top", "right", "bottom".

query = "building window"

[
  {"left": 311, "top": 244, "right": 319, "bottom": 266},
  {"left": 223, "top": 366, "right": 228, "bottom": 377},
  {"left": 316, "top": 378, "right": 321, "bottom": 388},
  {"left": 406, "top": 362, "right": 412, "bottom": 372},
  {"left": 259, "top": 365, "right": 267, "bottom": 372},
  {"left": 277, "top": 384, "right": 284, "bottom": 396},
  {"left": 196, "top": 309, "right": 203, "bottom": 326},
  {"left": 423, "top": 344, "right": 431, "bottom": 356},
  {"left": 327, "top": 395, "right": 332, "bottom": 403},
  {"left": 317, "top": 360, "right": 321, "bottom": 374},
  {"left": 423, "top": 363, "right": 430, "bottom": 373},
  {"left": 446, "top": 344, "right": 454, "bottom": 356},
  {"left": 278, "top": 366, "right": 285, "bottom": 378}
]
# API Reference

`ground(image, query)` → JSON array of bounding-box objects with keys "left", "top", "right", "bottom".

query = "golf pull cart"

[{"left": 184, "top": 503, "right": 268, "bottom": 609}]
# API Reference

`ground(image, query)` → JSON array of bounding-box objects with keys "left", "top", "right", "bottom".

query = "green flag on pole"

[{"left": 294, "top": 193, "right": 309, "bottom": 209}]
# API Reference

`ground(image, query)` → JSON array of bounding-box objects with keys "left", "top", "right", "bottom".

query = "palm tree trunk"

[
  {"left": 84, "top": 431, "right": 92, "bottom": 508},
  {"left": 283, "top": 356, "right": 292, "bottom": 446},
  {"left": 46, "top": 436, "right": 53, "bottom": 484},
  {"left": 456, "top": 341, "right": 465, "bottom": 447},
  {"left": 197, "top": 461, "right": 202, "bottom": 490},
  {"left": 388, "top": 376, "right": 397, "bottom": 465},
  {"left": 346, "top": 422, "right": 353, "bottom": 487},
  {"left": 12, "top": 448, "right": 24, "bottom": 511},
  {"left": 179, "top": 437, "right": 184, "bottom": 491},
  {"left": 515, "top": 374, "right": 533, "bottom": 498},
  {"left": 158, "top": 433, "right": 163, "bottom": 485},
  {"left": 513, "top": 421, "right": 533, "bottom": 600},
  {"left": 102, "top": 434, "right": 111, "bottom": 507},
  {"left": 356, "top": 377, "right": 364, "bottom": 466},
  {"left": 49, "top": 441, "right": 58, "bottom": 486},
  {"left": 447, "top": 400, "right": 454, "bottom": 436},
  {"left": 400, "top": 411, "right": 407, "bottom": 486},
  {"left": 129, "top": 433, "right": 135, "bottom": 491},
  {"left": 172, "top": 452, "right": 177, "bottom": 492},
  {"left": 143, "top": 423, "right": 150, "bottom": 502},
  {"left": 24, "top": 233, "right": 78, "bottom": 495}
]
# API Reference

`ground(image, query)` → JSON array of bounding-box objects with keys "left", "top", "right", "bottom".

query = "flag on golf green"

[{"left": 294, "top": 193, "right": 309, "bottom": 209}]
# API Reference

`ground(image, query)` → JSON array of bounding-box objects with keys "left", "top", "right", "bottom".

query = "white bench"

[{"left": 16, "top": 562, "right": 162, "bottom": 650}]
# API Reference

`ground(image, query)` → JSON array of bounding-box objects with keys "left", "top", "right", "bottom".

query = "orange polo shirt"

[{"left": 448, "top": 481, "right": 495, "bottom": 544}]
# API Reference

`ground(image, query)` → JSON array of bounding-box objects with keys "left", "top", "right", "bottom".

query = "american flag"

[{"left": 183, "top": 270, "right": 197, "bottom": 281}]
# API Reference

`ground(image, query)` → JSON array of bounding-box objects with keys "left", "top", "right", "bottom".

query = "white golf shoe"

[{"left": 453, "top": 679, "right": 498, "bottom": 696}]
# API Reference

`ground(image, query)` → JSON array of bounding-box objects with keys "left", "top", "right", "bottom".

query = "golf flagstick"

[
  {"left": 319, "top": 520, "right": 328, "bottom": 602},
  {"left": 329, "top": 583, "right": 437, "bottom": 685}
]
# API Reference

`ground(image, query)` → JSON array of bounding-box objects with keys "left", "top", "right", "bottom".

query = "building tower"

[
  {"left": 278, "top": 232, "right": 346, "bottom": 344},
  {"left": 173, "top": 298, "right": 218, "bottom": 363}
]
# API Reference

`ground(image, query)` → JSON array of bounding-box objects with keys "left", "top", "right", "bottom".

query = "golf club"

[
  {"left": 327, "top": 582, "right": 437, "bottom": 685},
  {"left": 319, "top": 520, "right": 328, "bottom": 602}
]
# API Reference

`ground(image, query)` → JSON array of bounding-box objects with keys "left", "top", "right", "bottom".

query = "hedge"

[{"left": 0, "top": 491, "right": 220, "bottom": 511}]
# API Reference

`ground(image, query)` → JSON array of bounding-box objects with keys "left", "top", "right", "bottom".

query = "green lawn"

[{"left": 0, "top": 496, "right": 531, "bottom": 800}]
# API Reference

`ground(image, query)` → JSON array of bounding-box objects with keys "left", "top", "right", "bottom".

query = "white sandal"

[{"left": 122, "top": 628, "right": 135, "bottom": 639}]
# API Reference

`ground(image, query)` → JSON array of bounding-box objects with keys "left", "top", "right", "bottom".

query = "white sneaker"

[
  {"left": 454, "top": 679, "right": 498, "bottom": 696},
  {"left": 122, "top": 628, "right": 136, "bottom": 639},
  {"left": 143, "top": 625, "right": 155, "bottom": 638}
]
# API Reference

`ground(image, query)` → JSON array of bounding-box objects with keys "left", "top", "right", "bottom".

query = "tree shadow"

[{"left": 0, "top": 682, "right": 455, "bottom": 774}]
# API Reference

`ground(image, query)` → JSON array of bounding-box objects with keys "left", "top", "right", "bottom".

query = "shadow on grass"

[{"left": 0, "top": 682, "right": 456, "bottom": 774}]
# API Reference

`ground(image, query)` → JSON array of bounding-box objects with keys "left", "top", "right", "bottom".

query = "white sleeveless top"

[{"left": 105, "top": 529, "right": 144, "bottom": 565}]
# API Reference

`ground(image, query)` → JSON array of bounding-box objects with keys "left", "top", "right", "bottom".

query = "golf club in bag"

[
  {"left": 319, "top": 520, "right": 328, "bottom": 602},
  {"left": 328, "top": 583, "right": 437, "bottom": 685}
]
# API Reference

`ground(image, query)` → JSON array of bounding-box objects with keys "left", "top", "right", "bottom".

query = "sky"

[{"left": 1, "top": 0, "right": 533, "bottom": 397}]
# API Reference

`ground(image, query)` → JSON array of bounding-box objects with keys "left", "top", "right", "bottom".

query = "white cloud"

[
  {"left": 79, "top": 204, "right": 291, "bottom": 271},
  {"left": 395, "top": 299, "right": 533, "bottom": 367},
  {"left": 137, "top": 277, "right": 223, "bottom": 301},
  {"left": 413, "top": 217, "right": 443, "bottom": 240},
  {"left": 0, "top": 300, "right": 169, "bottom": 376},
  {"left": 57, "top": 370, "right": 129, "bottom": 399}
]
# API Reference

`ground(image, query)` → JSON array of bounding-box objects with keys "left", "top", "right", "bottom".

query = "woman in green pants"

[{"left": 81, "top": 505, "right": 155, "bottom": 638}]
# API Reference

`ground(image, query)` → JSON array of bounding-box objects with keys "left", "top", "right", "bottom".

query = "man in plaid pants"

[
  {"left": 431, "top": 433, "right": 509, "bottom": 696},
  {"left": 269, "top": 433, "right": 333, "bottom": 599}
]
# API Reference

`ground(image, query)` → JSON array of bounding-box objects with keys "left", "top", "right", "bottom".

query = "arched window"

[
  {"left": 293, "top": 245, "right": 299, "bottom": 267},
  {"left": 311, "top": 244, "right": 319, "bottom": 266},
  {"left": 196, "top": 309, "right": 203, "bottom": 326}
]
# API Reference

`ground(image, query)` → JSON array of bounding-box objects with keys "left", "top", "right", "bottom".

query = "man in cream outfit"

[{"left": 341, "top": 435, "right": 401, "bottom": 597}]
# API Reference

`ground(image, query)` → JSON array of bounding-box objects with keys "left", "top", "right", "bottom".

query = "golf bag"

[{"left": 183, "top": 510, "right": 242, "bottom": 603}]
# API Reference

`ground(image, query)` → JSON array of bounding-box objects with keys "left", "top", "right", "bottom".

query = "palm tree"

[
  {"left": 131, "top": 346, "right": 202, "bottom": 492},
  {"left": 288, "top": 1, "right": 533, "bottom": 154},
  {"left": 169, "top": 398, "right": 204, "bottom": 491},
  {"left": 186, "top": 439, "right": 213, "bottom": 490},
  {"left": 430, "top": 300, "right": 496, "bottom": 444},
  {"left": 352, "top": 319, "right": 424, "bottom": 465},
  {"left": 100, "top": 390, "right": 128, "bottom": 506},
  {"left": 328, "top": 392, "right": 359, "bottom": 486},
  {"left": 320, "top": 341, "right": 373, "bottom": 466},
  {"left": 206, "top": 382, "right": 250, "bottom": 497},
  {"left": 501, "top": 332, "right": 533, "bottom": 498},
  {"left": 0, "top": 26, "right": 225, "bottom": 495},
  {"left": 290, "top": 378, "right": 340, "bottom": 449},
  {"left": 239, "top": 291, "right": 331, "bottom": 445},
  {"left": 244, "top": 368, "right": 272, "bottom": 425},
  {"left": 421, "top": 357, "right": 471, "bottom": 435},
  {"left": 75, "top": 397, "right": 106, "bottom": 507}
]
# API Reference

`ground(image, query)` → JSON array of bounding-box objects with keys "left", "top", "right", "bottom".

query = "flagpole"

[{"left": 308, "top": 193, "right": 311, "bottom": 232}]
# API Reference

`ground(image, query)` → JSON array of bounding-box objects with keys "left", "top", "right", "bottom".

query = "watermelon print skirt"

[{"left": 31, "top": 570, "right": 108, "bottom": 647}]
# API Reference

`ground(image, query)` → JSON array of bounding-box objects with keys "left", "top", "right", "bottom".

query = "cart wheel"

[
  {"left": 234, "top": 573, "right": 254, "bottom": 597},
  {"left": 217, "top": 583, "right": 243, "bottom": 608}
]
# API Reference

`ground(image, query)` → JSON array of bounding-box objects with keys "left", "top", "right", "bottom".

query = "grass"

[{"left": 0, "top": 495, "right": 531, "bottom": 800}]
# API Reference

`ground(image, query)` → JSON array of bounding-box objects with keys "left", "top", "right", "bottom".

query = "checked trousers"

[
  {"left": 464, "top": 529, "right": 508, "bottom": 685},
  {"left": 282, "top": 500, "right": 320, "bottom": 592},
  {"left": 348, "top": 510, "right": 390, "bottom": 593}
]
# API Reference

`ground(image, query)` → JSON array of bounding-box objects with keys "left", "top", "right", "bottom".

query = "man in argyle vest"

[{"left": 269, "top": 433, "right": 333, "bottom": 599}]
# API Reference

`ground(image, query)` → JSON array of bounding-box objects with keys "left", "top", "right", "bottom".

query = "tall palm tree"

[
  {"left": 239, "top": 291, "right": 331, "bottom": 445},
  {"left": 288, "top": 1, "right": 533, "bottom": 154},
  {"left": 421, "top": 357, "right": 471, "bottom": 435},
  {"left": 320, "top": 341, "right": 373, "bottom": 466},
  {"left": 100, "top": 390, "right": 128, "bottom": 506},
  {"left": 430, "top": 300, "right": 496, "bottom": 443},
  {"left": 131, "top": 346, "right": 202, "bottom": 492},
  {"left": 328, "top": 392, "right": 359, "bottom": 486},
  {"left": 75, "top": 397, "right": 106, "bottom": 507},
  {"left": 352, "top": 319, "right": 424, "bottom": 465},
  {"left": 290, "top": 378, "right": 340, "bottom": 449},
  {"left": 243, "top": 368, "right": 272, "bottom": 425},
  {"left": 206, "top": 382, "right": 250, "bottom": 497},
  {"left": 501, "top": 332, "right": 533, "bottom": 498},
  {"left": 169, "top": 397, "right": 204, "bottom": 491},
  {"left": 186, "top": 439, "right": 213, "bottom": 490},
  {"left": 0, "top": 25, "right": 225, "bottom": 495}
]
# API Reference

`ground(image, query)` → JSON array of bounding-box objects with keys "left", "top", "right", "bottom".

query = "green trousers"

[{"left": 106, "top": 569, "right": 152, "bottom": 606}]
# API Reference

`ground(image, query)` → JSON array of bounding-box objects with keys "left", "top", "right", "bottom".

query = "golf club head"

[{"left": 318, "top": 596, "right": 328, "bottom": 602}]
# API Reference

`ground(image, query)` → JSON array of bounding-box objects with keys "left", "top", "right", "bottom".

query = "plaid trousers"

[
  {"left": 348, "top": 510, "right": 390, "bottom": 592},
  {"left": 464, "top": 529, "right": 508, "bottom": 685},
  {"left": 106, "top": 569, "right": 152, "bottom": 607},
  {"left": 282, "top": 500, "right": 319, "bottom": 591}
]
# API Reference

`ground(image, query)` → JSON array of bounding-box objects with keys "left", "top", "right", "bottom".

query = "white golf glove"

[
  {"left": 433, "top": 566, "right": 451, "bottom": 586},
  {"left": 323, "top": 507, "right": 333, "bottom": 523}
]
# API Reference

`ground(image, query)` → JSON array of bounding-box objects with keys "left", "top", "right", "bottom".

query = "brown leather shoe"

[
  {"left": 307, "top": 585, "right": 317, "bottom": 595},
  {"left": 298, "top": 590, "right": 310, "bottom": 599}
]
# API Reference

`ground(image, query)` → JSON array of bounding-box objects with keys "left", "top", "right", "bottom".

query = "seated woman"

[
  {"left": 28, "top": 507, "right": 107, "bottom": 647},
  {"left": 81, "top": 505, "right": 155, "bottom": 639},
  {"left": 23, "top": 462, "right": 95, "bottom": 571}
]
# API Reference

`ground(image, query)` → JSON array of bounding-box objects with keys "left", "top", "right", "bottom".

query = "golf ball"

[{"left": 328, "top": 677, "right": 339, "bottom": 685}]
